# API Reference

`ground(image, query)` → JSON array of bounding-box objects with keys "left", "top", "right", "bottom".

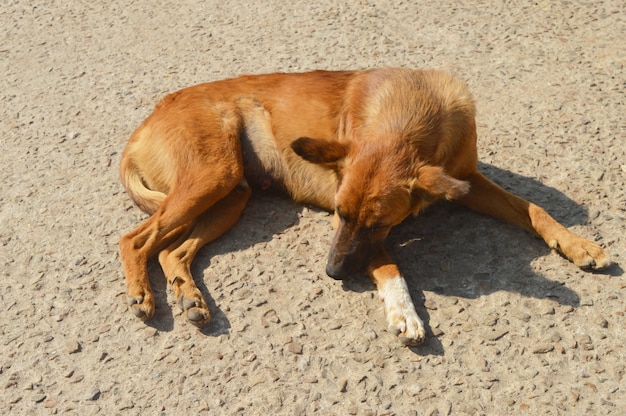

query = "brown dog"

[{"left": 119, "top": 68, "right": 610, "bottom": 345}]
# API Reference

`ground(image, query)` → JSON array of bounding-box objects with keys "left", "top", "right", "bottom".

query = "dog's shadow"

[
  {"left": 384, "top": 162, "right": 621, "bottom": 355},
  {"left": 143, "top": 195, "right": 304, "bottom": 334},
  {"left": 145, "top": 162, "right": 621, "bottom": 352}
]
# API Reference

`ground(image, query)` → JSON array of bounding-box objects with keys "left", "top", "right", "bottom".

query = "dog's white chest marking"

[{"left": 379, "top": 276, "right": 426, "bottom": 345}]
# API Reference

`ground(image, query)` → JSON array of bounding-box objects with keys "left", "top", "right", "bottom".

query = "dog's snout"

[
  {"left": 326, "top": 263, "right": 345, "bottom": 280},
  {"left": 325, "top": 262, "right": 348, "bottom": 280},
  {"left": 325, "top": 238, "right": 378, "bottom": 280}
]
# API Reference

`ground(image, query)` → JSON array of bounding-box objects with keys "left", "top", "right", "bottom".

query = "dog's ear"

[
  {"left": 411, "top": 165, "right": 470, "bottom": 201},
  {"left": 291, "top": 137, "right": 348, "bottom": 166}
]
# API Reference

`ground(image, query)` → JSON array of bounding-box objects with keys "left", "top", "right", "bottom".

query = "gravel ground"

[{"left": 1, "top": 1, "right": 625, "bottom": 415}]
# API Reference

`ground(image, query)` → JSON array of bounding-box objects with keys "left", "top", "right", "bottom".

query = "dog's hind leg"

[
  {"left": 120, "top": 173, "right": 243, "bottom": 321},
  {"left": 158, "top": 181, "right": 251, "bottom": 327},
  {"left": 120, "top": 100, "right": 248, "bottom": 323},
  {"left": 459, "top": 172, "right": 610, "bottom": 269},
  {"left": 368, "top": 250, "right": 426, "bottom": 346}
]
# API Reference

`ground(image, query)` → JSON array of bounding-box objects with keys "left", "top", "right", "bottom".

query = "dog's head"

[{"left": 292, "top": 137, "right": 470, "bottom": 279}]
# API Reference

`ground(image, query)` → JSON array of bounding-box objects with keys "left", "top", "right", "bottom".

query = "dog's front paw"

[
  {"left": 550, "top": 235, "right": 611, "bottom": 270},
  {"left": 380, "top": 277, "right": 425, "bottom": 346}
]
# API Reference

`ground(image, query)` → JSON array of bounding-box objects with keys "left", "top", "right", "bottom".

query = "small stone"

[
  {"left": 43, "top": 397, "right": 57, "bottom": 408},
  {"left": 424, "top": 299, "right": 437, "bottom": 310},
  {"left": 98, "top": 324, "right": 112, "bottom": 334},
  {"left": 144, "top": 328, "right": 158, "bottom": 338},
  {"left": 266, "top": 370, "right": 279, "bottom": 382},
  {"left": 286, "top": 342, "right": 303, "bottom": 355},
  {"left": 583, "top": 382, "right": 598, "bottom": 393},
  {"left": 581, "top": 343, "right": 595, "bottom": 351},
  {"left": 532, "top": 344, "right": 554, "bottom": 354},
  {"left": 327, "top": 321, "right": 342, "bottom": 330},
  {"left": 554, "top": 343, "right": 565, "bottom": 354},
  {"left": 579, "top": 297, "right": 594, "bottom": 306},
  {"left": 480, "top": 329, "right": 508, "bottom": 341},
  {"left": 70, "top": 373, "right": 84, "bottom": 383},
  {"left": 118, "top": 400, "right": 135, "bottom": 411},
  {"left": 65, "top": 340, "right": 81, "bottom": 354},
  {"left": 32, "top": 394, "right": 46, "bottom": 403},
  {"left": 8, "top": 395, "right": 22, "bottom": 405},
  {"left": 303, "top": 375, "right": 318, "bottom": 383},
  {"left": 85, "top": 388, "right": 101, "bottom": 401},
  {"left": 512, "top": 311, "right": 531, "bottom": 322},
  {"left": 338, "top": 378, "right": 348, "bottom": 392},
  {"left": 483, "top": 316, "right": 498, "bottom": 326}
]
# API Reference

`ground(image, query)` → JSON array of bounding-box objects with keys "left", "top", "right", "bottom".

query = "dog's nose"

[{"left": 326, "top": 262, "right": 348, "bottom": 280}]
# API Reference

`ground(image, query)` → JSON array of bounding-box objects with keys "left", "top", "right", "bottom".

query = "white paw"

[{"left": 379, "top": 277, "right": 425, "bottom": 346}]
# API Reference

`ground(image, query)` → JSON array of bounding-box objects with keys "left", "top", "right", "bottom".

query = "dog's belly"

[
  {"left": 240, "top": 129, "right": 337, "bottom": 209},
  {"left": 236, "top": 98, "right": 338, "bottom": 210},
  {"left": 240, "top": 130, "right": 288, "bottom": 194}
]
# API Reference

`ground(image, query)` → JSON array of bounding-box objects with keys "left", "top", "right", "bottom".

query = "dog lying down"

[{"left": 119, "top": 68, "right": 610, "bottom": 345}]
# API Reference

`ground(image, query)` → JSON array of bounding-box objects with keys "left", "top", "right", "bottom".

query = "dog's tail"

[{"left": 120, "top": 151, "right": 165, "bottom": 215}]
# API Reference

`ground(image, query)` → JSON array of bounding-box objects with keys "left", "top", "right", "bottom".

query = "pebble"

[
  {"left": 554, "top": 343, "right": 565, "bottom": 354},
  {"left": 286, "top": 342, "right": 303, "bottom": 355},
  {"left": 579, "top": 297, "right": 594, "bottom": 306},
  {"left": 70, "top": 373, "right": 84, "bottom": 384},
  {"left": 480, "top": 329, "right": 508, "bottom": 341},
  {"left": 327, "top": 321, "right": 342, "bottom": 330},
  {"left": 32, "top": 393, "right": 46, "bottom": 403},
  {"left": 483, "top": 315, "right": 498, "bottom": 326},
  {"left": 85, "top": 388, "right": 101, "bottom": 401},
  {"left": 65, "top": 339, "right": 81, "bottom": 354},
  {"left": 43, "top": 397, "right": 58, "bottom": 408},
  {"left": 338, "top": 378, "right": 348, "bottom": 392},
  {"left": 511, "top": 311, "right": 531, "bottom": 322},
  {"left": 532, "top": 344, "right": 554, "bottom": 354}
]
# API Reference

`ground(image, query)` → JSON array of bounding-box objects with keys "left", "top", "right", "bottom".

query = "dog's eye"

[{"left": 335, "top": 206, "right": 349, "bottom": 221}]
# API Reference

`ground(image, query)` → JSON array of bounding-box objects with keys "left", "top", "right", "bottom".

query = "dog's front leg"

[{"left": 367, "top": 250, "right": 426, "bottom": 346}]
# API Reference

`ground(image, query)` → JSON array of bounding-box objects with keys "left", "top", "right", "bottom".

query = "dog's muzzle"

[{"left": 325, "top": 226, "right": 379, "bottom": 280}]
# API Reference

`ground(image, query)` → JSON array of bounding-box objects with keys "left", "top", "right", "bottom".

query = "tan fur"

[{"left": 119, "top": 68, "right": 610, "bottom": 345}]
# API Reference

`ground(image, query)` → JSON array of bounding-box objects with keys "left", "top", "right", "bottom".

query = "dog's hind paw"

[
  {"left": 178, "top": 296, "right": 211, "bottom": 327},
  {"left": 176, "top": 285, "right": 211, "bottom": 328},
  {"left": 380, "top": 277, "right": 426, "bottom": 346},
  {"left": 127, "top": 291, "right": 155, "bottom": 321}
]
